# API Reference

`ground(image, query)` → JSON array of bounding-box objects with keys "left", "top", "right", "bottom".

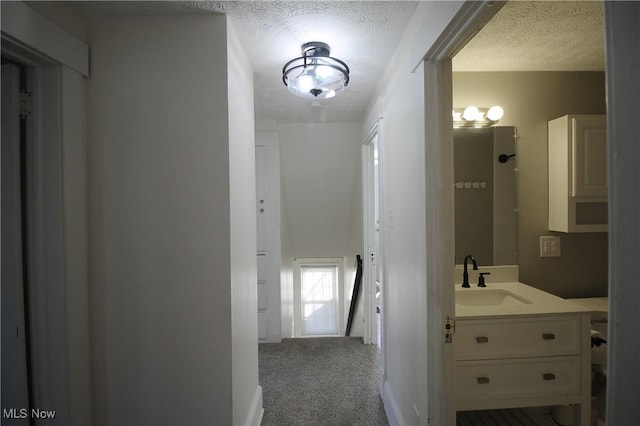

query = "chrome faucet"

[{"left": 462, "top": 255, "right": 478, "bottom": 288}]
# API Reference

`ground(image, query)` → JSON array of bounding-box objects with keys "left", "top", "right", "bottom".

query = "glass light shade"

[
  {"left": 286, "top": 67, "right": 345, "bottom": 98},
  {"left": 283, "top": 42, "right": 350, "bottom": 99},
  {"left": 285, "top": 61, "right": 347, "bottom": 99}
]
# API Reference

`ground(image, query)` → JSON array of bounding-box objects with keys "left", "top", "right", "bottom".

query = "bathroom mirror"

[{"left": 454, "top": 126, "right": 517, "bottom": 266}]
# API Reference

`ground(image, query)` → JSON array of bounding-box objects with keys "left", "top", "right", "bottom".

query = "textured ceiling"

[
  {"left": 453, "top": 1, "right": 605, "bottom": 72},
  {"left": 217, "top": 1, "right": 420, "bottom": 123},
  {"left": 67, "top": 1, "right": 418, "bottom": 123},
  {"left": 67, "top": 1, "right": 605, "bottom": 123}
]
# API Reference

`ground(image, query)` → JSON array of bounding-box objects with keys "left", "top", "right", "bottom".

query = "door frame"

[
  {"left": 419, "top": 2, "right": 505, "bottom": 423},
  {"left": 2, "top": 3, "right": 91, "bottom": 424},
  {"left": 421, "top": 1, "right": 640, "bottom": 423},
  {"left": 362, "top": 118, "right": 387, "bottom": 399},
  {"left": 362, "top": 119, "right": 384, "bottom": 347},
  {"left": 2, "top": 39, "right": 71, "bottom": 425},
  {"left": 1, "top": 61, "right": 32, "bottom": 420}
]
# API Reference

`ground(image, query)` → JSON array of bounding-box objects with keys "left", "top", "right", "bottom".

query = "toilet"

[{"left": 553, "top": 297, "right": 608, "bottom": 426}]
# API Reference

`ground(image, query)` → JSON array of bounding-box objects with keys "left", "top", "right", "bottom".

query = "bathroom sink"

[
  {"left": 455, "top": 282, "right": 592, "bottom": 318},
  {"left": 456, "top": 289, "right": 533, "bottom": 307}
]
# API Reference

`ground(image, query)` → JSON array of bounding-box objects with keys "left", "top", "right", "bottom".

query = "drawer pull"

[
  {"left": 475, "top": 336, "right": 489, "bottom": 343},
  {"left": 542, "top": 333, "right": 556, "bottom": 340},
  {"left": 543, "top": 373, "right": 556, "bottom": 381},
  {"left": 477, "top": 377, "right": 490, "bottom": 384}
]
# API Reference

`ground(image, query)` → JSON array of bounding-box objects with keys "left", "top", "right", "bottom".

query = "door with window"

[{"left": 293, "top": 258, "right": 344, "bottom": 337}]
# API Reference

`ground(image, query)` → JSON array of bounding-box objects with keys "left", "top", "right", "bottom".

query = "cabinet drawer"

[
  {"left": 455, "top": 316, "right": 580, "bottom": 360},
  {"left": 456, "top": 356, "right": 581, "bottom": 405}
]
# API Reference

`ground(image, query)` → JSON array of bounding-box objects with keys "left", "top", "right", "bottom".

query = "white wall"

[
  {"left": 278, "top": 122, "right": 364, "bottom": 336},
  {"left": 87, "top": 14, "right": 259, "bottom": 425},
  {"left": 227, "top": 20, "right": 263, "bottom": 426},
  {"left": 61, "top": 66, "right": 93, "bottom": 426},
  {"left": 363, "top": 2, "right": 464, "bottom": 425},
  {"left": 278, "top": 122, "right": 361, "bottom": 257}
]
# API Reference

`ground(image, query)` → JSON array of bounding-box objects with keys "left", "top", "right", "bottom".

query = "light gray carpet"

[{"left": 259, "top": 337, "right": 389, "bottom": 426}]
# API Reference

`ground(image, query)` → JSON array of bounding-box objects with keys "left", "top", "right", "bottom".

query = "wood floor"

[{"left": 457, "top": 407, "right": 561, "bottom": 426}]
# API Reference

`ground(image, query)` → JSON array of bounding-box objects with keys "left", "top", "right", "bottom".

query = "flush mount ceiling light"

[
  {"left": 282, "top": 41, "right": 350, "bottom": 99},
  {"left": 452, "top": 105, "right": 504, "bottom": 128}
]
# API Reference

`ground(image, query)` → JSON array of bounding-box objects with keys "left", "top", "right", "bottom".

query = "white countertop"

[
  {"left": 566, "top": 297, "right": 609, "bottom": 313},
  {"left": 455, "top": 281, "right": 592, "bottom": 319}
]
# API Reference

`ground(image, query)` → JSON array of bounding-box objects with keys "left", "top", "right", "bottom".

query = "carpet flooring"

[{"left": 259, "top": 337, "right": 389, "bottom": 426}]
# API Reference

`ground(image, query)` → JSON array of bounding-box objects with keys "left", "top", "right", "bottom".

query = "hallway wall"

[
  {"left": 278, "top": 122, "right": 362, "bottom": 258},
  {"left": 362, "top": 2, "right": 467, "bottom": 424},
  {"left": 86, "top": 14, "right": 259, "bottom": 425},
  {"left": 227, "top": 19, "right": 263, "bottom": 425}
]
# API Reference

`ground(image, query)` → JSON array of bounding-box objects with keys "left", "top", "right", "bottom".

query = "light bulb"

[
  {"left": 487, "top": 106, "right": 504, "bottom": 121},
  {"left": 296, "top": 75, "right": 314, "bottom": 92},
  {"left": 316, "top": 65, "right": 333, "bottom": 79},
  {"left": 463, "top": 106, "right": 480, "bottom": 121}
]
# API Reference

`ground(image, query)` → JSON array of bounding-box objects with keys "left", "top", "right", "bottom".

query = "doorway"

[
  {"left": 1, "top": 33, "right": 84, "bottom": 423},
  {"left": 363, "top": 127, "right": 383, "bottom": 349},
  {"left": 1, "top": 60, "right": 33, "bottom": 423}
]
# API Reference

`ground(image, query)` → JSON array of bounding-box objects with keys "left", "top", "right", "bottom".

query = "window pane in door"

[{"left": 300, "top": 265, "right": 338, "bottom": 335}]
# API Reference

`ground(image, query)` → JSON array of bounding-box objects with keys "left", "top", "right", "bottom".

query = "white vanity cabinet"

[
  {"left": 548, "top": 114, "right": 608, "bottom": 232},
  {"left": 455, "top": 313, "right": 591, "bottom": 425}
]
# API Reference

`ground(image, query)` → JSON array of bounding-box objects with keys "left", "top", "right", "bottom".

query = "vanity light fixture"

[
  {"left": 282, "top": 41, "right": 350, "bottom": 99},
  {"left": 453, "top": 105, "right": 504, "bottom": 128}
]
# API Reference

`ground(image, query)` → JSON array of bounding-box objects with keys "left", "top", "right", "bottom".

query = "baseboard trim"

[
  {"left": 383, "top": 379, "right": 406, "bottom": 426},
  {"left": 246, "top": 385, "right": 263, "bottom": 426}
]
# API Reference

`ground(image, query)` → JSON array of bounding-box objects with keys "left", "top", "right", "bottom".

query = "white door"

[
  {"left": 255, "top": 146, "right": 268, "bottom": 339},
  {"left": 1, "top": 62, "right": 31, "bottom": 423},
  {"left": 255, "top": 143, "right": 282, "bottom": 342}
]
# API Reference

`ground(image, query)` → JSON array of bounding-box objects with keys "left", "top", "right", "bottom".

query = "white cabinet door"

[
  {"left": 572, "top": 116, "right": 607, "bottom": 197},
  {"left": 548, "top": 114, "right": 608, "bottom": 232}
]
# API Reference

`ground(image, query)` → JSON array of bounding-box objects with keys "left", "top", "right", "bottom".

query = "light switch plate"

[{"left": 540, "top": 236, "right": 561, "bottom": 257}]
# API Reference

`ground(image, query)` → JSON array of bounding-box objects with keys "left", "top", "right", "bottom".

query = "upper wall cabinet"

[{"left": 548, "top": 115, "right": 608, "bottom": 233}]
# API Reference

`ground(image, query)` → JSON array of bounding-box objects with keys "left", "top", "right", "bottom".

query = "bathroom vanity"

[{"left": 455, "top": 282, "right": 592, "bottom": 426}]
